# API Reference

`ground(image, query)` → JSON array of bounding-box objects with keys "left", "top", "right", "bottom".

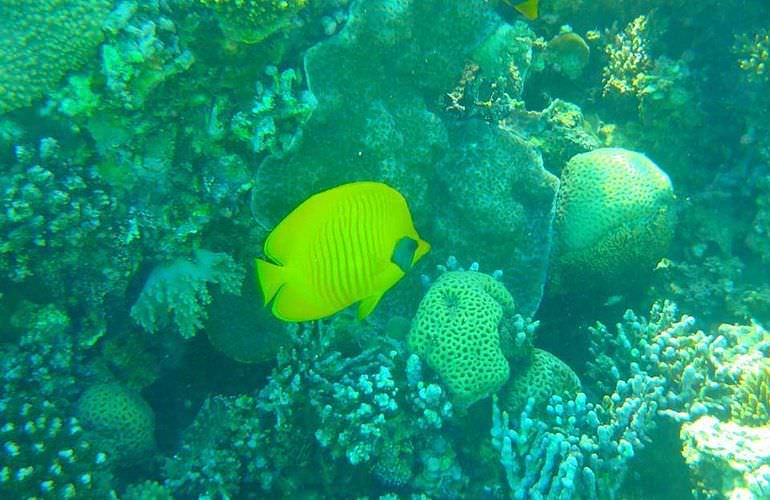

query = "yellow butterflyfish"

[
  {"left": 256, "top": 181, "right": 430, "bottom": 322},
  {"left": 503, "top": 0, "right": 538, "bottom": 20}
]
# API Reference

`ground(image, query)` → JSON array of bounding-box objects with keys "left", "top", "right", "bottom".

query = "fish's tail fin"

[
  {"left": 255, "top": 258, "right": 286, "bottom": 306},
  {"left": 515, "top": 0, "right": 538, "bottom": 20}
]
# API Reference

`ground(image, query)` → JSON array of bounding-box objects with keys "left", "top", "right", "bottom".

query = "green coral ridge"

[
  {"left": 551, "top": 147, "right": 676, "bottom": 292},
  {"left": 409, "top": 271, "right": 530, "bottom": 406},
  {"left": 502, "top": 348, "right": 581, "bottom": 416},
  {"left": 77, "top": 383, "right": 156, "bottom": 465},
  {"left": 199, "top": 0, "right": 308, "bottom": 43},
  {"left": 0, "top": 0, "right": 113, "bottom": 113}
]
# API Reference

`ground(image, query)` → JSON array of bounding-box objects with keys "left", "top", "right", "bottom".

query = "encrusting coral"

[
  {"left": 198, "top": 0, "right": 308, "bottom": 43},
  {"left": 0, "top": 0, "right": 113, "bottom": 113}
]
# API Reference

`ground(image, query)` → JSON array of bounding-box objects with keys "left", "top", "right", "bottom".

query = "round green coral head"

[
  {"left": 502, "top": 348, "right": 581, "bottom": 416},
  {"left": 552, "top": 147, "right": 676, "bottom": 292},
  {"left": 409, "top": 271, "right": 523, "bottom": 406},
  {"left": 77, "top": 383, "right": 156, "bottom": 465}
]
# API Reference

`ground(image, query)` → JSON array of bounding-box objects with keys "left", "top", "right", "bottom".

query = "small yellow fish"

[
  {"left": 256, "top": 181, "right": 430, "bottom": 322},
  {"left": 503, "top": 0, "right": 539, "bottom": 20}
]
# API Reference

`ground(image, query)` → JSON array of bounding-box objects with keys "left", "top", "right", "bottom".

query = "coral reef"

[
  {"left": 231, "top": 65, "right": 316, "bottom": 157},
  {"left": 164, "top": 323, "right": 460, "bottom": 497},
  {"left": 433, "top": 120, "right": 559, "bottom": 316},
  {"left": 681, "top": 415, "right": 770, "bottom": 499},
  {"left": 0, "top": 395, "right": 113, "bottom": 498},
  {"left": 546, "top": 28, "right": 591, "bottom": 80},
  {"left": 602, "top": 15, "right": 651, "bottom": 98},
  {"left": 1, "top": 0, "right": 770, "bottom": 497}
]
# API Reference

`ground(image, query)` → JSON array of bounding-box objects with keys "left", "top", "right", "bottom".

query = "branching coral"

[
  {"left": 735, "top": 28, "right": 770, "bottom": 82},
  {"left": 602, "top": 15, "right": 651, "bottom": 98},
  {"left": 165, "top": 321, "right": 461, "bottom": 497}
]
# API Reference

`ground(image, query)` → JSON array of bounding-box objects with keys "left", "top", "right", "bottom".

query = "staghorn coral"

[
  {"left": 199, "top": 0, "right": 308, "bottom": 43},
  {"left": 0, "top": 0, "right": 113, "bottom": 113}
]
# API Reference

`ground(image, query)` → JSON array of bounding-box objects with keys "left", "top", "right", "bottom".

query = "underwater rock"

[
  {"left": 435, "top": 119, "right": 559, "bottom": 316},
  {"left": 205, "top": 269, "right": 291, "bottom": 364},
  {"left": 251, "top": 0, "right": 497, "bottom": 231}
]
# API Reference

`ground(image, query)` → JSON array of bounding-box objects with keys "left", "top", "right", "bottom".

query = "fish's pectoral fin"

[
  {"left": 391, "top": 236, "right": 419, "bottom": 273},
  {"left": 357, "top": 291, "right": 385, "bottom": 320},
  {"left": 255, "top": 258, "right": 286, "bottom": 306}
]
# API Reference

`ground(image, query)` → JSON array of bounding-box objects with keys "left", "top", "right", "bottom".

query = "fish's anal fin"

[
  {"left": 514, "top": 0, "right": 538, "bottom": 20},
  {"left": 357, "top": 292, "right": 385, "bottom": 320},
  {"left": 255, "top": 258, "right": 286, "bottom": 306}
]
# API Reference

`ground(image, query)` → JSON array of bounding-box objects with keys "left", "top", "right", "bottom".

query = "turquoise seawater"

[{"left": 1, "top": 1, "right": 769, "bottom": 498}]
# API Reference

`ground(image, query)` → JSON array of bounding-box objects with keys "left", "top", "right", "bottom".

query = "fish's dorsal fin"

[
  {"left": 357, "top": 291, "right": 385, "bottom": 320},
  {"left": 514, "top": 0, "right": 538, "bottom": 20},
  {"left": 391, "top": 236, "right": 418, "bottom": 273}
]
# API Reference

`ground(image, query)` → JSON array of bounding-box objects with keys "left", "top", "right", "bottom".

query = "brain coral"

[
  {"left": 77, "top": 383, "right": 156, "bottom": 465},
  {"left": 0, "top": 0, "right": 113, "bottom": 113},
  {"left": 501, "top": 348, "right": 581, "bottom": 416},
  {"left": 199, "top": 0, "right": 308, "bottom": 43},
  {"left": 409, "top": 271, "right": 525, "bottom": 406},
  {"left": 550, "top": 147, "right": 676, "bottom": 293}
]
